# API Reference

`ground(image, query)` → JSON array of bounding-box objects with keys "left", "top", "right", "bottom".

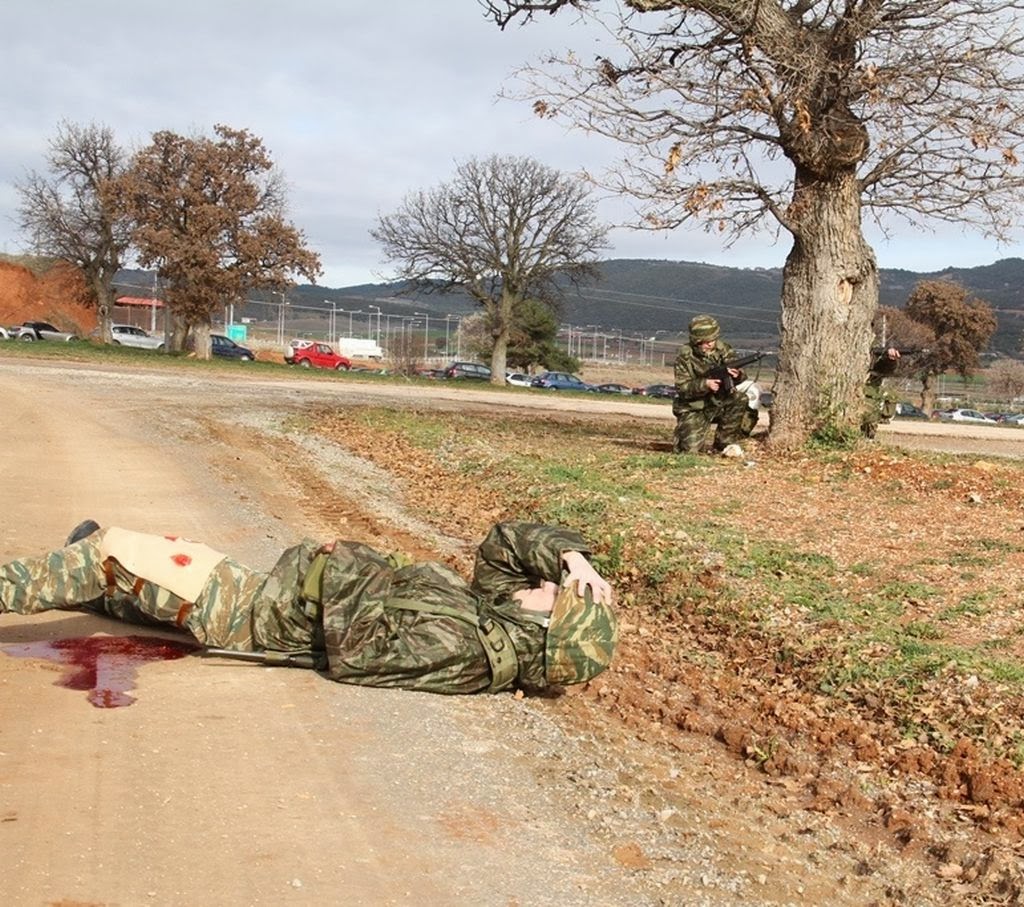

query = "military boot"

[{"left": 65, "top": 519, "right": 100, "bottom": 547}]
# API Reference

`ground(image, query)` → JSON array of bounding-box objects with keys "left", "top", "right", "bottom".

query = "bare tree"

[
  {"left": 904, "top": 279, "right": 997, "bottom": 413},
  {"left": 107, "top": 125, "right": 321, "bottom": 357},
  {"left": 15, "top": 121, "right": 132, "bottom": 342},
  {"left": 371, "top": 154, "right": 609, "bottom": 384},
  {"left": 481, "top": 1, "right": 1024, "bottom": 445},
  {"left": 987, "top": 359, "right": 1024, "bottom": 405}
]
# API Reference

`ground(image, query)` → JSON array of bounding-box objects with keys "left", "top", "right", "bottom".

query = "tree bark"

[
  {"left": 920, "top": 371, "right": 939, "bottom": 416},
  {"left": 770, "top": 170, "right": 878, "bottom": 448},
  {"left": 193, "top": 321, "right": 212, "bottom": 361},
  {"left": 488, "top": 288, "right": 515, "bottom": 385}
]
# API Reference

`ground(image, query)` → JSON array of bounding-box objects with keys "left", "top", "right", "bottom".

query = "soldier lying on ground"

[{"left": 0, "top": 520, "right": 618, "bottom": 695}]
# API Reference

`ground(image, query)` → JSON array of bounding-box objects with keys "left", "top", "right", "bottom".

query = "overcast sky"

[{"left": 4, "top": 0, "right": 1023, "bottom": 290}]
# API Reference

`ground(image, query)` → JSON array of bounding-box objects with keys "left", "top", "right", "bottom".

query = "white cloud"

[{"left": 3, "top": 0, "right": 1023, "bottom": 289}]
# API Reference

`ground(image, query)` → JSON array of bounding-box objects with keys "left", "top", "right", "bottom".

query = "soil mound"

[{"left": 0, "top": 258, "right": 97, "bottom": 334}]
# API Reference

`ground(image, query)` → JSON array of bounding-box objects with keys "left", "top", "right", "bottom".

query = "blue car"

[
  {"left": 529, "top": 371, "right": 594, "bottom": 391},
  {"left": 211, "top": 334, "right": 255, "bottom": 361}
]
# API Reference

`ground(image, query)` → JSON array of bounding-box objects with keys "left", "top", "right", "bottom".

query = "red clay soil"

[{"left": 0, "top": 259, "right": 97, "bottom": 335}]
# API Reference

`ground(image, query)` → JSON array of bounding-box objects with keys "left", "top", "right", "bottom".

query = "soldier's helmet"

[
  {"left": 544, "top": 581, "right": 618, "bottom": 685},
  {"left": 689, "top": 314, "right": 720, "bottom": 344}
]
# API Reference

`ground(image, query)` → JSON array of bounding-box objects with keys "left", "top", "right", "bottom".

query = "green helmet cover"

[
  {"left": 689, "top": 314, "right": 720, "bottom": 343},
  {"left": 544, "top": 581, "right": 618, "bottom": 685}
]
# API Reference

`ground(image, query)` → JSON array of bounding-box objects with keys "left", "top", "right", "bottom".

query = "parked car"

[
  {"left": 530, "top": 371, "right": 594, "bottom": 391},
  {"left": 505, "top": 372, "right": 533, "bottom": 387},
  {"left": 894, "top": 401, "right": 929, "bottom": 420},
  {"left": 444, "top": 361, "right": 492, "bottom": 380},
  {"left": 593, "top": 382, "right": 634, "bottom": 395},
  {"left": 639, "top": 383, "right": 678, "bottom": 400},
  {"left": 939, "top": 408, "right": 997, "bottom": 424},
  {"left": 284, "top": 339, "right": 352, "bottom": 370},
  {"left": 0, "top": 326, "right": 8, "bottom": 340},
  {"left": 210, "top": 334, "right": 255, "bottom": 361},
  {"left": 1002, "top": 413, "right": 1024, "bottom": 425},
  {"left": 108, "top": 323, "right": 164, "bottom": 350},
  {"left": 10, "top": 320, "right": 77, "bottom": 342}
]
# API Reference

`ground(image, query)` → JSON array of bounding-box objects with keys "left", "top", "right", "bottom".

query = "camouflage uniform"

[
  {"left": 0, "top": 522, "right": 617, "bottom": 695},
  {"left": 862, "top": 350, "right": 900, "bottom": 438},
  {"left": 672, "top": 322, "right": 757, "bottom": 453}
]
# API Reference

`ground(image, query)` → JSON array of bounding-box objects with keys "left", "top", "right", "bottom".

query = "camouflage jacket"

[
  {"left": 673, "top": 340, "right": 738, "bottom": 413},
  {"left": 257, "top": 522, "right": 591, "bottom": 695},
  {"left": 867, "top": 350, "right": 900, "bottom": 389}
]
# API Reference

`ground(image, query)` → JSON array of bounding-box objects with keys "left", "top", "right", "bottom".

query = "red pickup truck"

[{"left": 284, "top": 339, "right": 352, "bottom": 371}]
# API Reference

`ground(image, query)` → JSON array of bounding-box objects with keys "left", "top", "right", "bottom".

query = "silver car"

[
  {"left": 110, "top": 323, "right": 164, "bottom": 350},
  {"left": 11, "top": 321, "right": 77, "bottom": 342}
]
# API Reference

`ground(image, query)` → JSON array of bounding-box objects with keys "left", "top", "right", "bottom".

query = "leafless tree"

[
  {"left": 386, "top": 327, "right": 423, "bottom": 378},
  {"left": 986, "top": 359, "right": 1024, "bottom": 406},
  {"left": 371, "top": 154, "right": 608, "bottom": 384},
  {"left": 15, "top": 121, "right": 132, "bottom": 342},
  {"left": 481, "top": 1, "right": 1024, "bottom": 446},
  {"left": 106, "top": 125, "right": 321, "bottom": 358}
]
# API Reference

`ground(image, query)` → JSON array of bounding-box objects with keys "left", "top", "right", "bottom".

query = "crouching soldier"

[
  {"left": 0, "top": 520, "right": 618, "bottom": 694},
  {"left": 672, "top": 315, "right": 758, "bottom": 456}
]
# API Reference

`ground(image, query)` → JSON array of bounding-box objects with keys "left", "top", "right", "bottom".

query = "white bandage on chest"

[{"left": 99, "top": 527, "right": 228, "bottom": 602}]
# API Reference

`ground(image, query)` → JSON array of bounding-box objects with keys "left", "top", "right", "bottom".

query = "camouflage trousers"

[
  {"left": 861, "top": 384, "right": 897, "bottom": 439},
  {"left": 673, "top": 394, "right": 757, "bottom": 453},
  {"left": 0, "top": 534, "right": 267, "bottom": 651}
]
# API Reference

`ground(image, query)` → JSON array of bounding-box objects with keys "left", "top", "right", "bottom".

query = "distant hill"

[{"left": 114, "top": 257, "right": 1024, "bottom": 355}]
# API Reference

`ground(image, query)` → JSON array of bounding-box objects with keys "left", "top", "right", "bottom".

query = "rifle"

[
  {"left": 707, "top": 352, "right": 765, "bottom": 398},
  {"left": 871, "top": 347, "right": 928, "bottom": 357},
  {"left": 200, "top": 648, "right": 318, "bottom": 670}
]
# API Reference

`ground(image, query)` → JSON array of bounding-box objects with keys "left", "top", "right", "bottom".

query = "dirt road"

[{"left": 0, "top": 359, "right": 990, "bottom": 906}]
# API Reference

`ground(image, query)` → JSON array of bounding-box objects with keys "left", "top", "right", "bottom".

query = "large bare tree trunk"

[
  {"left": 88, "top": 272, "right": 113, "bottom": 343},
  {"left": 192, "top": 321, "right": 212, "bottom": 361},
  {"left": 920, "top": 372, "right": 939, "bottom": 416},
  {"left": 770, "top": 172, "right": 878, "bottom": 449},
  {"left": 488, "top": 289, "right": 515, "bottom": 385}
]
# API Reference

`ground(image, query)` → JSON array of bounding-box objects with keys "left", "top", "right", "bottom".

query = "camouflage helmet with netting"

[
  {"left": 689, "top": 314, "right": 720, "bottom": 344},
  {"left": 544, "top": 580, "right": 618, "bottom": 685}
]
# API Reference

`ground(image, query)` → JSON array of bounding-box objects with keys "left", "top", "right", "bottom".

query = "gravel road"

[{"left": 0, "top": 359, "right": 979, "bottom": 906}]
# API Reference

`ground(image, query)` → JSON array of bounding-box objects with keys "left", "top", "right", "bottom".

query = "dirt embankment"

[{"left": 0, "top": 258, "right": 96, "bottom": 335}]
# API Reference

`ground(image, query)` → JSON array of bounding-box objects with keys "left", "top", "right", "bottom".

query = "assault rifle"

[
  {"left": 871, "top": 346, "right": 929, "bottom": 357},
  {"left": 201, "top": 648, "right": 318, "bottom": 669},
  {"left": 708, "top": 351, "right": 765, "bottom": 398}
]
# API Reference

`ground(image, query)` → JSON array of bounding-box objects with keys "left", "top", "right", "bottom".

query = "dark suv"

[{"left": 443, "top": 361, "right": 492, "bottom": 380}]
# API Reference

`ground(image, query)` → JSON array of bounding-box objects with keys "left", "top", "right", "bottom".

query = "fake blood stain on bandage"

[
  {"left": 171, "top": 553, "right": 192, "bottom": 566},
  {"left": 1, "top": 635, "right": 198, "bottom": 708}
]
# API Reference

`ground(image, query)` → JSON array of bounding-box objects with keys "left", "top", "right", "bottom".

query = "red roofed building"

[{"left": 114, "top": 296, "right": 164, "bottom": 332}]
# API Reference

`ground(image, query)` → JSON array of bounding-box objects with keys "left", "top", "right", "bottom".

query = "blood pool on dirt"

[{"left": 1, "top": 635, "right": 198, "bottom": 708}]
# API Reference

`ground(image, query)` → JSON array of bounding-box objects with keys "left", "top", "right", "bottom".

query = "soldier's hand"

[
  {"left": 705, "top": 378, "right": 722, "bottom": 393},
  {"left": 562, "top": 551, "right": 613, "bottom": 605}
]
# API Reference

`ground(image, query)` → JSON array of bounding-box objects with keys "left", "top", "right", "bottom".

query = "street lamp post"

[
  {"left": 325, "top": 300, "right": 336, "bottom": 345},
  {"left": 414, "top": 311, "right": 429, "bottom": 360},
  {"left": 369, "top": 305, "right": 381, "bottom": 343},
  {"left": 276, "top": 292, "right": 289, "bottom": 346}
]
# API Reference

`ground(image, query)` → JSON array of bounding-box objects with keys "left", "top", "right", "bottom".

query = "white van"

[{"left": 335, "top": 337, "right": 384, "bottom": 359}]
